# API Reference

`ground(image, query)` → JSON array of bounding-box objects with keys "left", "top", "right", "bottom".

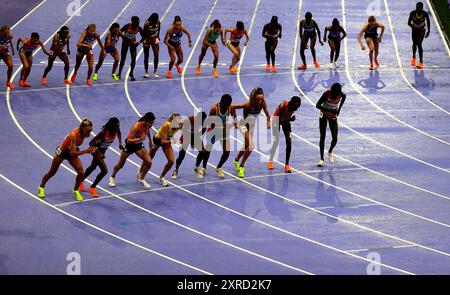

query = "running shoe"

[
  {"left": 237, "top": 166, "right": 245, "bottom": 178},
  {"left": 328, "top": 152, "right": 335, "bottom": 163},
  {"left": 230, "top": 66, "right": 238, "bottom": 74},
  {"left": 70, "top": 73, "right": 76, "bottom": 82},
  {"left": 143, "top": 72, "right": 149, "bottom": 79},
  {"left": 233, "top": 159, "right": 240, "bottom": 171},
  {"left": 265, "top": 64, "right": 270, "bottom": 72},
  {"left": 92, "top": 72, "right": 98, "bottom": 81},
  {"left": 6, "top": 82, "right": 15, "bottom": 89},
  {"left": 314, "top": 60, "right": 320, "bottom": 68},
  {"left": 411, "top": 57, "right": 416, "bottom": 66},
  {"left": 297, "top": 64, "right": 307, "bottom": 70},
  {"left": 197, "top": 167, "right": 206, "bottom": 178},
  {"left": 129, "top": 74, "right": 136, "bottom": 81},
  {"left": 86, "top": 79, "right": 92, "bottom": 87},
  {"left": 41, "top": 76, "right": 47, "bottom": 85},
  {"left": 216, "top": 168, "right": 224, "bottom": 178},
  {"left": 19, "top": 80, "right": 24, "bottom": 87},
  {"left": 88, "top": 187, "right": 99, "bottom": 198},
  {"left": 271, "top": 65, "right": 277, "bottom": 72},
  {"left": 329, "top": 63, "right": 334, "bottom": 69},
  {"left": 154, "top": 71, "right": 159, "bottom": 78},
  {"left": 267, "top": 160, "right": 274, "bottom": 170},
  {"left": 374, "top": 59, "right": 380, "bottom": 68},
  {"left": 166, "top": 71, "right": 172, "bottom": 78},
  {"left": 195, "top": 65, "right": 201, "bottom": 75},
  {"left": 171, "top": 169, "right": 178, "bottom": 179},
  {"left": 160, "top": 177, "right": 169, "bottom": 187},
  {"left": 64, "top": 79, "right": 72, "bottom": 85},
  {"left": 112, "top": 73, "right": 119, "bottom": 81},
  {"left": 177, "top": 65, "right": 182, "bottom": 74},
  {"left": 138, "top": 178, "right": 151, "bottom": 189},
  {"left": 285, "top": 165, "right": 291, "bottom": 173},
  {"left": 193, "top": 166, "right": 199, "bottom": 175},
  {"left": 369, "top": 64, "right": 374, "bottom": 70},
  {"left": 23, "top": 81, "right": 32, "bottom": 87},
  {"left": 317, "top": 160, "right": 325, "bottom": 167},
  {"left": 417, "top": 63, "right": 423, "bottom": 69},
  {"left": 38, "top": 186, "right": 45, "bottom": 198},
  {"left": 108, "top": 176, "right": 116, "bottom": 187},
  {"left": 333, "top": 61, "right": 339, "bottom": 68},
  {"left": 212, "top": 68, "right": 219, "bottom": 78},
  {"left": 79, "top": 181, "right": 85, "bottom": 192},
  {"left": 73, "top": 189, "right": 83, "bottom": 202}
]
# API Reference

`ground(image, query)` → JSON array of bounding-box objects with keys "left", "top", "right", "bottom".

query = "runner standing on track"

[
  {"left": 298, "top": 12, "right": 323, "bottom": 70},
  {"left": 323, "top": 18, "right": 346, "bottom": 69},
  {"left": 357, "top": 16, "right": 385, "bottom": 70},
  {"left": 262, "top": 16, "right": 282, "bottom": 73},
  {"left": 117, "top": 16, "right": 143, "bottom": 81},
  {"left": 224, "top": 21, "right": 249, "bottom": 74},
  {"left": 164, "top": 16, "right": 192, "bottom": 79},
  {"left": 41, "top": 26, "right": 71, "bottom": 85},
  {"left": 142, "top": 13, "right": 161, "bottom": 78},
  {"left": 408, "top": 2, "right": 430, "bottom": 69},
  {"left": 93, "top": 23, "right": 121, "bottom": 81},
  {"left": 0, "top": 25, "right": 15, "bottom": 89},
  {"left": 195, "top": 19, "right": 225, "bottom": 78}
]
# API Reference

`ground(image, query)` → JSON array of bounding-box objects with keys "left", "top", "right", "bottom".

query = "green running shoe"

[
  {"left": 38, "top": 186, "right": 45, "bottom": 198},
  {"left": 234, "top": 160, "right": 240, "bottom": 171},
  {"left": 112, "top": 73, "right": 119, "bottom": 81},
  {"left": 238, "top": 167, "right": 245, "bottom": 178},
  {"left": 92, "top": 72, "right": 98, "bottom": 81},
  {"left": 73, "top": 189, "right": 83, "bottom": 202}
]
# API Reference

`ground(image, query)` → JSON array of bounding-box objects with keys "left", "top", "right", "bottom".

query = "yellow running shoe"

[
  {"left": 38, "top": 187, "right": 45, "bottom": 198},
  {"left": 238, "top": 167, "right": 245, "bottom": 178},
  {"left": 234, "top": 160, "right": 240, "bottom": 171},
  {"left": 73, "top": 189, "right": 83, "bottom": 202},
  {"left": 93, "top": 72, "right": 98, "bottom": 81}
]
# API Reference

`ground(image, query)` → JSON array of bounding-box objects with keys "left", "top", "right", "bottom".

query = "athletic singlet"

[
  {"left": 21, "top": 39, "right": 39, "bottom": 52},
  {"left": 123, "top": 24, "right": 141, "bottom": 42},
  {"left": 52, "top": 33, "right": 69, "bottom": 51},
  {"left": 146, "top": 22, "right": 160, "bottom": 37},
  {"left": 230, "top": 28, "right": 244, "bottom": 43},
  {"left": 411, "top": 11, "right": 426, "bottom": 29},
  {"left": 155, "top": 121, "right": 176, "bottom": 139},
  {"left": 208, "top": 29, "right": 220, "bottom": 43},
  {"left": 302, "top": 19, "right": 316, "bottom": 36},
  {"left": 169, "top": 29, "right": 183, "bottom": 45},
  {"left": 59, "top": 128, "right": 84, "bottom": 152},
  {"left": 264, "top": 23, "right": 281, "bottom": 39},
  {"left": 273, "top": 100, "right": 294, "bottom": 123},
  {"left": 214, "top": 103, "right": 232, "bottom": 128},
  {"left": 105, "top": 33, "right": 119, "bottom": 49},
  {"left": 82, "top": 33, "right": 97, "bottom": 47},
  {"left": 94, "top": 130, "right": 117, "bottom": 149},
  {"left": 0, "top": 34, "right": 11, "bottom": 52},
  {"left": 364, "top": 23, "right": 378, "bottom": 39},
  {"left": 127, "top": 121, "right": 149, "bottom": 142},
  {"left": 321, "top": 91, "right": 342, "bottom": 120},
  {"left": 328, "top": 25, "right": 342, "bottom": 39}
]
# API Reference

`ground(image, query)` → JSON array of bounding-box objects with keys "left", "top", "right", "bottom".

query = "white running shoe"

[
  {"left": 138, "top": 179, "right": 151, "bottom": 189},
  {"left": 328, "top": 152, "right": 335, "bottom": 163},
  {"left": 333, "top": 61, "right": 339, "bottom": 68},
  {"left": 317, "top": 160, "right": 325, "bottom": 167},
  {"left": 216, "top": 168, "right": 224, "bottom": 178},
  {"left": 154, "top": 71, "right": 159, "bottom": 78},
  {"left": 143, "top": 72, "right": 149, "bottom": 78},
  {"left": 160, "top": 177, "right": 169, "bottom": 187},
  {"left": 197, "top": 167, "right": 206, "bottom": 178},
  {"left": 171, "top": 169, "right": 178, "bottom": 179},
  {"left": 108, "top": 176, "right": 116, "bottom": 187},
  {"left": 329, "top": 63, "right": 334, "bottom": 69}
]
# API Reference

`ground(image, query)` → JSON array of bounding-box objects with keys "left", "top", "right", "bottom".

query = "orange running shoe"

[
  {"left": 166, "top": 70, "right": 172, "bottom": 78},
  {"left": 297, "top": 64, "right": 306, "bottom": 70},
  {"left": 314, "top": 60, "right": 320, "bottom": 68},
  {"left": 6, "top": 82, "right": 15, "bottom": 90},
  {"left": 212, "top": 68, "right": 219, "bottom": 78},
  {"left": 369, "top": 64, "right": 374, "bottom": 70},
  {"left": 267, "top": 160, "right": 274, "bottom": 170},
  {"left": 374, "top": 59, "right": 380, "bottom": 68},
  {"left": 86, "top": 79, "right": 92, "bottom": 87},
  {"left": 265, "top": 64, "right": 270, "bottom": 72},
  {"left": 79, "top": 181, "right": 85, "bottom": 192},
  {"left": 417, "top": 63, "right": 423, "bottom": 69},
  {"left": 195, "top": 65, "right": 201, "bottom": 75},
  {"left": 41, "top": 76, "right": 47, "bottom": 85},
  {"left": 177, "top": 65, "right": 182, "bottom": 74},
  {"left": 23, "top": 81, "right": 32, "bottom": 87},
  {"left": 88, "top": 187, "right": 99, "bottom": 198},
  {"left": 64, "top": 79, "right": 72, "bottom": 85},
  {"left": 70, "top": 73, "right": 76, "bottom": 82},
  {"left": 19, "top": 80, "right": 24, "bottom": 87},
  {"left": 272, "top": 65, "right": 277, "bottom": 72},
  {"left": 285, "top": 165, "right": 292, "bottom": 173},
  {"left": 230, "top": 66, "right": 238, "bottom": 74},
  {"left": 411, "top": 57, "right": 416, "bottom": 66}
]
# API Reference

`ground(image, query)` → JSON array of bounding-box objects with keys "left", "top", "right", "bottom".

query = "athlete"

[
  {"left": 224, "top": 21, "right": 249, "bottom": 74},
  {"left": 109, "top": 112, "right": 155, "bottom": 189},
  {"left": 298, "top": 12, "right": 324, "bottom": 70},
  {"left": 201, "top": 94, "right": 237, "bottom": 178},
  {"left": 233, "top": 87, "right": 271, "bottom": 178},
  {"left": 71, "top": 24, "right": 105, "bottom": 86},
  {"left": 17, "top": 32, "right": 51, "bottom": 87},
  {"left": 117, "top": 16, "right": 143, "bottom": 81},
  {"left": 172, "top": 112, "right": 208, "bottom": 179},
  {"left": 0, "top": 25, "right": 15, "bottom": 89},
  {"left": 42, "top": 26, "right": 71, "bottom": 85},
  {"left": 358, "top": 16, "right": 385, "bottom": 70},
  {"left": 262, "top": 16, "right": 282, "bottom": 72},
  {"left": 315, "top": 83, "right": 346, "bottom": 167},
  {"left": 146, "top": 113, "right": 184, "bottom": 186},
  {"left": 408, "top": 2, "right": 430, "bottom": 69},
  {"left": 323, "top": 18, "right": 347, "bottom": 69},
  {"left": 93, "top": 23, "right": 121, "bottom": 81},
  {"left": 196, "top": 19, "right": 225, "bottom": 77},
  {"left": 268, "top": 96, "right": 302, "bottom": 173},
  {"left": 79, "top": 117, "right": 123, "bottom": 198},
  {"left": 164, "top": 16, "right": 192, "bottom": 79},
  {"left": 38, "top": 119, "right": 96, "bottom": 201},
  {"left": 142, "top": 13, "right": 161, "bottom": 78}
]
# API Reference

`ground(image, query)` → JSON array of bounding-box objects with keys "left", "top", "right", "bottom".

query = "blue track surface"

[{"left": 0, "top": 0, "right": 449, "bottom": 274}]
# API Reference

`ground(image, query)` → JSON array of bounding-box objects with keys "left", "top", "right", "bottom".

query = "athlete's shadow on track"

[
  {"left": 313, "top": 170, "right": 342, "bottom": 223},
  {"left": 295, "top": 72, "right": 319, "bottom": 94},
  {"left": 264, "top": 175, "right": 293, "bottom": 223},
  {"left": 357, "top": 70, "right": 386, "bottom": 94},
  {"left": 0, "top": 253, "right": 9, "bottom": 274},
  {"left": 321, "top": 69, "right": 345, "bottom": 89},
  {"left": 413, "top": 69, "right": 435, "bottom": 95}
]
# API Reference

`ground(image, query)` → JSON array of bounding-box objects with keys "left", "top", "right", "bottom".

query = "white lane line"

[
  {"left": 313, "top": 203, "right": 382, "bottom": 210},
  {"left": 383, "top": 0, "right": 450, "bottom": 115},
  {"left": 341, "top": 0, "right": 450, "bottom": 147},
  {"left": 425, "top": 0, "right": 450, "bottom": 57},
  {"left": 346, "top": 244, "right": 417, "bottom": 254},
  {"left": 11, "top": 0, "right": 48, "bottom": 30},
  {"left": 0, "top": 172, "right": 212, "bottom": 274}
]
